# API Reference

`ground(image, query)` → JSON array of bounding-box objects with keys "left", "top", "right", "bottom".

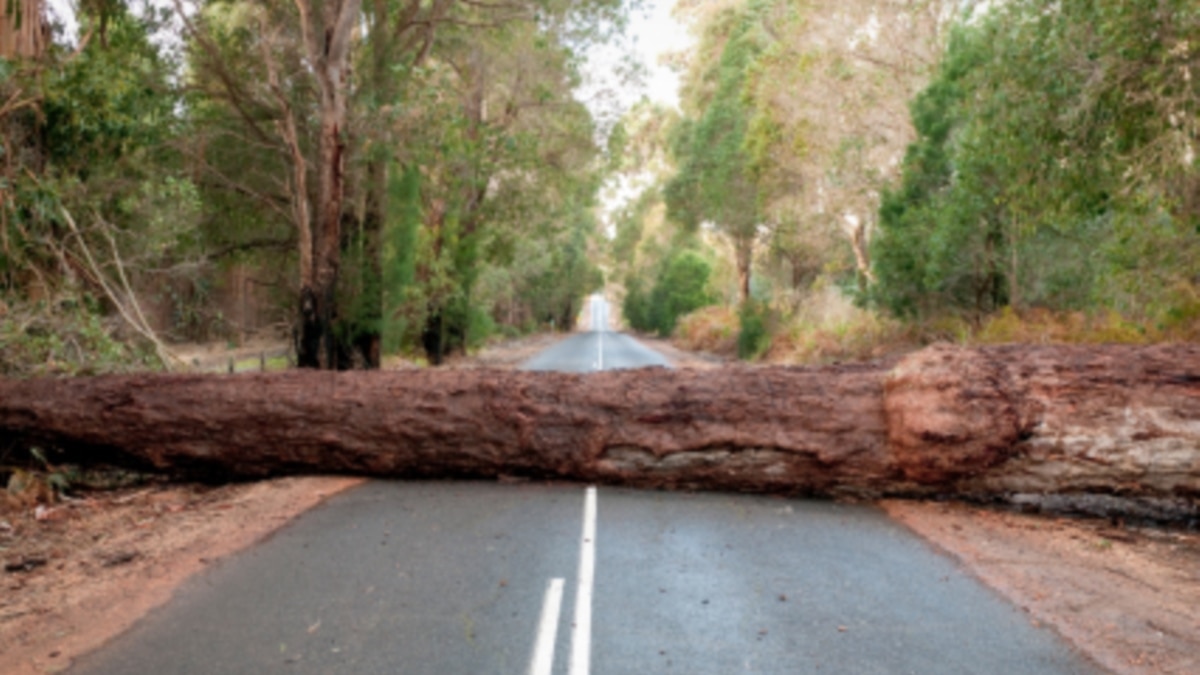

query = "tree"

[
  {"left": 2, "top": 3, "right": 195, "bottom": 373},
  {"left": 1, "top": 0, "right": 46, "bottom": 59},
  {"left": 871, "top": 0, "right": 1199, "bottom": 326},
  {"left": 665, "top": 0, "right": 764, "bottom": 304},
  {"left": 181, "top": 0, "right": 628, "bottom": 367}
]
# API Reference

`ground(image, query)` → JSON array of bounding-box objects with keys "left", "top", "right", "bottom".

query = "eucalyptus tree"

[
  {"left": 387, "top": 12, "right": 610, "bottom": 361},
  {"left": 0, "top": 0, "right": 45, "bottom": 58},
  {"left": 181, "top": 0, "right": 627, "bottom": 368},
  {"left": 2, "top": 2, "right": 194, "bottom": 371},
  {"left": 665, "top": 0, "right": 766, "bottom": 304},
  {"left": 176, "top": 0, "right": 365, "bottom": 368}
]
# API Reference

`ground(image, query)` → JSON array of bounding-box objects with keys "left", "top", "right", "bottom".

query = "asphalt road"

[
  {"left": 72, "top": 296, "right": 1102, "bottom": 674},
  {"left": 522, "top": 295, "right": 671, "bottom": 372}
]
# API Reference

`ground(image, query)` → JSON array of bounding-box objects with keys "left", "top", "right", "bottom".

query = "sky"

[
  {"left": 577, "top": 0, "right": 692, "bottom": 231},
  {"left": 46, "top": 0, "right": 689, "bottom": 107},
  {"left": 623, "top": 0, "right": 692, "bottom": 110},
  {"left": 575, "top": 0, "right": 692, "bottom": 137}
]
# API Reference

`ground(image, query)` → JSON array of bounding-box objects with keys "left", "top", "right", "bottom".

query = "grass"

[{"left": 230, "top": 355, "right": 291, "bottom": 373}]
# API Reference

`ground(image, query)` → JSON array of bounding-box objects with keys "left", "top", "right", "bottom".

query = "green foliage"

[
  {"left": 736, "top": 300, "right": 771, "bottom": 361},
  {"left": 0, "top": 295, "right": 158, "bottom": 377},
  {"left": 665, "top": 0, "right": 767, "bottom": 241},
  {"left": 654, "top": 250, "right": 715, "bottom": 334},
  {"left": 622, "top": 275, "right": 651, "bottom": 332},
  {"left": 41, "top": 11, "right": 173, "bottom": 173},
  {"left": 381, "top": 15, "right": 610, "bottom": 360},
  {"left": 625, "top": 248, "right": 715, "bottom": 336},
  {"left": 382, "top": 164, "right": 421, "bottom": 354},
  {"left": 871, "top": 0, "right": 1199, "bottom": 325},
  {"left": 1, "top": 6, "right": 194, "bottom": 370}
]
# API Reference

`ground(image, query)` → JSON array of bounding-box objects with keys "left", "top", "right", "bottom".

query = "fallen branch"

[{"left": 59, "top": 206, "right": 182, "bottom": 371}]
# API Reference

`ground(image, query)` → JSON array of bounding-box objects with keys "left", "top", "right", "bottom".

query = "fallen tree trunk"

[{"left": 1, "top": 344, "right": 1197, "bottom": 503}]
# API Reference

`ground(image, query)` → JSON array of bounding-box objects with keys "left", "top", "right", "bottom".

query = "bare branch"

[{"left": 58, "top": 206, "right": 183, "bottom": 371}]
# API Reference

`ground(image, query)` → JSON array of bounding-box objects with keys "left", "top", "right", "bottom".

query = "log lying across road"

[{"left": 1, "top": 344, "right": 1197, "bottom": 505}]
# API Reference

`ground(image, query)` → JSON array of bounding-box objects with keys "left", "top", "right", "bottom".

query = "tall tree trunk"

[
  {"left": 295, "top": 0, "right": 362, "bottom": 369},
  {"left": 355, "top": 163, "right": 384, "bottom": 369},
  {"left": 343, "top": 5, "right": 396, "bottom": 371},
  {"left": 0, "top": 0, "right": 45, "bottom": 59},
  {"left": 735, "top": 234, "right": 753, "bottom": 303}
]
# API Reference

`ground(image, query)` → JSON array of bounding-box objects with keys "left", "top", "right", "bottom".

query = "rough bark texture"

[
  {"left": 1, "top": 344, "right": 1197, "bottom": 504},
  {"left": 294, "top": 0, "right": 361, "bottom": 369}
]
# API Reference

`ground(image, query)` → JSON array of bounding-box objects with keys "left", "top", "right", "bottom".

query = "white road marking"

[
  {"left": 529, "top": 578, "right": 565, "bottom": 675},
  {"left": 570, "top": 486, "right": 597, "bottom": 675}
]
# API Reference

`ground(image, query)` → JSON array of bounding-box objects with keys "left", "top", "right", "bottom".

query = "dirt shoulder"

[
  {"left": 884, "top": 500, "right": 1200, "bottom": 675},
  {"left": 442, "top": 332, "right": 568, "bottom": 369},
  {"left": 0, "top": 332, "right": 565, "bottom": 674},
  {"left": 1, "top": 477, "right": 362, "bottom": 675}
]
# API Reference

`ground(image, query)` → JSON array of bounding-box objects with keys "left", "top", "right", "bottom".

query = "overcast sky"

[{"left": 622, "top": 0, "right": 691, "bottom": 110}]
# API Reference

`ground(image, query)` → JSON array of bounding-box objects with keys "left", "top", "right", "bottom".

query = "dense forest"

[
  {"left": 1, "top": 0, "right": 616, "bottom": 373},
  {"left": 2, "top": 0, "right": 1197, "bottom": 375},
  {"left": 614, "top": 0, "right": 1198, "bottom": 360}
]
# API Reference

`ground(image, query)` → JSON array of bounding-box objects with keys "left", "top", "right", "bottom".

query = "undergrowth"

[
  {"left": 674, "top": 305, "right": 739, "bottom": 355},
  {"left": 672, "top": 294, "right": 1198, "bottom": 366},
  {"left": 0, "top": 294, "right": 159, "bottom": 377}
]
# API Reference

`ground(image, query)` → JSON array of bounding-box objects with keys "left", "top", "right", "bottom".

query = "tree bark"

[
  {"left": 734, "top": 234, "right": 753, "bottom": 304},
  {"left": 0, "top": 0, "right": 45, "bottom": 59},
  {"left": 295, "top": 0, "right": 362, "bottom": 369},
  {"left": 1, "top": 344, "right": 1197, "bottom": 505}
]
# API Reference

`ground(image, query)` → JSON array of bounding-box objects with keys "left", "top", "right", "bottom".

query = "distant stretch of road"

[
  {"left": 72, "top": 295, "right": 1101, "bottom": 674},
  {"left": 522, "top": 295, "right": 671, "bottom": 372}
]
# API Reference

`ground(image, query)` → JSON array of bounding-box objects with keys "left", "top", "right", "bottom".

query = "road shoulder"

[
  {"left": 884, "top": 500, "right": 1200, "bottom": 675},
  {"left": 1, "top": 476, "right": 362, "bottom": 675}
]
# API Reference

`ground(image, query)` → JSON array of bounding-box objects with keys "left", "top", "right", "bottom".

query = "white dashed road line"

[
  {"left": 570, "top": 486, "right": 598, "bottom": 675},
  {"left": 529, "top": 578, "right": 565, "bottom": 675}
]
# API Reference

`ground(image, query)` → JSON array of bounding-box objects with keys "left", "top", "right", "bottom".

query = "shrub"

[
  {"left": 973, "top": 307, "right": 1148, "bottom": 344},
  {"left": 622, "top": 277, "right": 653, "bottom": 332},
  {"left": 623, "top": 250, "right": 716, "bottom": 336},
  {"left": 651, "top": 250, "right": 715, "bottom": 336},
  {"left": 674, "top": 305, "right": 739, "bottom": 355},
  {"left": 737, "top": 301, "right": 772, "bottom": 360}
]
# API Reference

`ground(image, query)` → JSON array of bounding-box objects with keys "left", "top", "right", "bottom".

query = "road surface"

[
  {"left": 73, "top": 295, "right": 1101, "bottom": 674},
  {"left": 522, "top": 295, "right": 671, "bottom": 372}
]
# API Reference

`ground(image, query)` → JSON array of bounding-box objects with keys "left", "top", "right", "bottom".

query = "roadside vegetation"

[
  {"left": 1, "top": 0, "right": 621, "bottom": 377},
  {"left": 609, "top": 0, "right": 1198, "bottom": 363},
  {"left": 2, "top": 0, "right": 1196, "bottom": 377}
]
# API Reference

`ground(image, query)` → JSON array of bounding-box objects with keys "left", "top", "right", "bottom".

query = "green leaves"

[
  {"left": 871, "top": 0, "right": 1200, "bottom": 324},
  {"left": 623, "top": 247, "right": 715, "bottom": 336}
]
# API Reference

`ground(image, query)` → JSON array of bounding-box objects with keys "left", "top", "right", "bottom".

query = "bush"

[
  {"left": 973, "top": 307, "right": 1148, "bottom": 345},
  {"left": 0, "top": 295, "right": 158, "bottom": 377},
  {"left": 737, "top": 301, "right": 772, "bottom": 360},
  {"left": 653, "top": 251, "right": 714, "bottom": 335},
  {"left": 623, "top": 250, "right": 716, "bottom": 336},
  {"left": 466, "top": 305, "right": 496, "bottom": 350},
  {"left": 674, "top": 305, "right": 739, "bottom": 354},
  {"left": 622, "top": 276, "right": 653, "bottom": 333}
]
